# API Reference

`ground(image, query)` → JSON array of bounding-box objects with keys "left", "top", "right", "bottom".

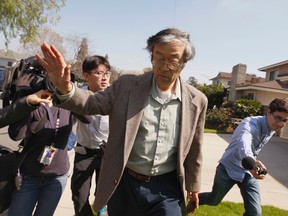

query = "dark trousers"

[
  {"left": 108, "top": 169, "right": 183, "bottom": 216},
  {"left": 71, "top": 145, "right": 102, "bottom": 216}
]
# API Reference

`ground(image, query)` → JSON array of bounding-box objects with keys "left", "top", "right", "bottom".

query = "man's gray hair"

[{"left": 146, "top": 28, "right": 195, "bottom": 63}]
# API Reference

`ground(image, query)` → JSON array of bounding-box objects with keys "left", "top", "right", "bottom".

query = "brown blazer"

[{"left": 54, "top": 71, "right": 208, "bottom": 211}]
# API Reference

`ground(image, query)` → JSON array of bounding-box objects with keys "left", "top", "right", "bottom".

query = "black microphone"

[{"left": 241, "top": 156, "right": 267, "bottom": 175}]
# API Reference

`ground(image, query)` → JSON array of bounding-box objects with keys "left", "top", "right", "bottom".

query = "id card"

[{"left": 38, "top": 145, "right": 58, "bottom": 165}]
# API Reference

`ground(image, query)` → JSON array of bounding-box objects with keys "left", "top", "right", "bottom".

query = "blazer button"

[{"left": 114, "top": 179, "right": 118, "bottom": 185}]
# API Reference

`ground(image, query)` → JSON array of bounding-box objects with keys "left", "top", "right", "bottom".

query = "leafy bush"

[
  {"left": 205, "top": 108, "right": 232, "bottom": 130},
  {"left": 197, "top": 83, "right": 264, "bottom": 131},
  {"left": 197, "top": 84, "right": 228, "bottom": 110},
  {"left": 205, "top": 99, "right": 263, "bottom": 132},
  {"left": 233, "top": 98, "right": 263, "bottom": 118}
]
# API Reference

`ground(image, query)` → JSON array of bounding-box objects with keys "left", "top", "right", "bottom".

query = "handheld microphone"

[{"left": 241, "top": 156, "right": 267, "bottom": 175}]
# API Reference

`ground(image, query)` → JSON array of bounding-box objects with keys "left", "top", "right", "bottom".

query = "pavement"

[
  {"left": 200, "top": 133, "right": 288, "bottom": 211},
  {"left": 0, "top": 127, "right": 287, "bottom": 215}
]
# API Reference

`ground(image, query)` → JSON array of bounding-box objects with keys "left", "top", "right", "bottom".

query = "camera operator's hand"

[
  {"left": 250, "top": 160, "right": 267, "bottom": 180},
  {"left": 36, "top": 42, "right": 72, "bottom": 95},
  {"left": 16, "top": 74, "right": 34, "bottom": 90},
  {"left": 26, "top": 90, "right": 52, "bottom": 106}
]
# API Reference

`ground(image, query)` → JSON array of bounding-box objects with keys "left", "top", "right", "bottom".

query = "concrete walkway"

[
  {"left": 200, "top": 133, "right": 288, "bottom": 211},
  {"left": 0, "top": 127, "right": 287, "bottom": 215}
]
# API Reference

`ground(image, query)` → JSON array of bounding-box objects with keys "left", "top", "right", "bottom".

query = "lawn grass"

[
  {"left": 204, "top": 128, "right": 230, "bottom": 134},
  {"left": 187, "top": 201, "right": 288, "bottom": 216},
  {"left": 198, "top": 131, "right": 288, "bottom": 215}
]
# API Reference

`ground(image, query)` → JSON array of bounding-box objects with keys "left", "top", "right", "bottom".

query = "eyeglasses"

[
  {"left": 271, "top": 112, "right": 288, "bottom": 123},
  {"left": 152, "top": 60, "right": 184, "bottom": 71},
  {"left": 92, "top": 71, "right": 112, "bottom": 78}
]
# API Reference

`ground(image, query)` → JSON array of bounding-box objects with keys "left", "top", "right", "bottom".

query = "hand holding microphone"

[{"left": 242, "top": 156, "right": 268, "bottom": 176}]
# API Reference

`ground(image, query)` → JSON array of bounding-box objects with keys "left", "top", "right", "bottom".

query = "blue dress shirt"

[{"left": 220, "top": 116, "right": 275, "bottom": 182}]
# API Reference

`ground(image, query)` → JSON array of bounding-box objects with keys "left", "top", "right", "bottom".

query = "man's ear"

[
  {"left": 266, "top": 108, "right": 271, "bottom": 116},
  {"left": 82, "top": 72, "right": 89, "bottom": 81}
]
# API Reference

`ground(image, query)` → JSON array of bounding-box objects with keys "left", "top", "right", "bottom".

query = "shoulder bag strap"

[{"left": 15, "top": 106, "right": 50, "bottom": 168}]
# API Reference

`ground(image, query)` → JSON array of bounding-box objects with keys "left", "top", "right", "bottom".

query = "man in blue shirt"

[{"left": 199, "top": 98, "right": 288, "bottom": 216}]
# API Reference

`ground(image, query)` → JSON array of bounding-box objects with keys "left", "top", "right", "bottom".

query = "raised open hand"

[{"left": 36, "top": 42, "right": 72, "bottom": 94}]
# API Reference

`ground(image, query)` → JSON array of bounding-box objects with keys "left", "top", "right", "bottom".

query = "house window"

[
  {"left": 7, "top": 61, "right": 13, "bottom": 66},
  {"left": 247, "top": 92, "right": 255, "bottom": 100},
  {"left": 269, "top": 70, "right": 279, "bottom": 81}
]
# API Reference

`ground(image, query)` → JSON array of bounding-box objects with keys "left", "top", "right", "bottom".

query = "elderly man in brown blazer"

[{"left": 37, "top": 28, "right": 208, "bottom": 216}]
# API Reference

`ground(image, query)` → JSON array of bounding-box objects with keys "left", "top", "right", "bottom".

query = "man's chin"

[{"left": 156, "top": 76, "right": 171, "bottom": 83}]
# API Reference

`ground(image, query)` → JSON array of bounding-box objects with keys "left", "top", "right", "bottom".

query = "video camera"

[
  {"left": 1, "top": 56, "right": 74, "bottom": 107},
  {"left": 16, "top": 56, "right": 55, "bottom": 95}
]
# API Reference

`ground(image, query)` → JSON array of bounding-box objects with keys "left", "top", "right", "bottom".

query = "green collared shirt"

[{"left": 126, "top": 78, "right": 182, "bottom": 176}]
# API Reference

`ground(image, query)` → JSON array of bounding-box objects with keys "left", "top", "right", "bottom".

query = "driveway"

[
  {"left": 0, "top": 127, "right": 287, "bottom": 215},
  {"left": 202, "top": 133, "right": 288, "bottom": 211}
]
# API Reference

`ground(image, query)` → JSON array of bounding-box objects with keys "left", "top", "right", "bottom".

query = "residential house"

[
  {"left": 227, "top": 62, "right": 288, "bottom": 105},
  {"left": 0, "top": 49, "right": 23, "bottom": 91},
  {"left": 0, "top": 49, "right": 22, "bottom": 68},
  {"left": 210, "top": 69, "right": 265, "bottom": 89},
  {"left": 0, "top": 49, "right": 26, "bottom": 91},
  {"left": 210, "top": 72, "right": 231, "bottom": 88},
  {"left": 227, "top": 61, "right": 288, "bottom": 137}
]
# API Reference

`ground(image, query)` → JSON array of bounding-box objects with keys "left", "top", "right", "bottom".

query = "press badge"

[
  {"left": 38, "top": 145, "right": 58, "bottom": 165},
  {"left": 15, "top": 169, "right": 22, "bottom": 191}
]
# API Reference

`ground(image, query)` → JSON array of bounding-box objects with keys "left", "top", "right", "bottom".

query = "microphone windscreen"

[{"left": 242, "top": 156, "right": 256, "bottom": 170}]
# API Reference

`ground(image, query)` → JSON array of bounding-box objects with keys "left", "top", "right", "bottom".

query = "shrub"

[
  {"left": 205, "top": 99, "right": 264, "bottom": 132},
  {"left": 197, "top": 84, "right": 228, "bottom": 110},
  {"left": 205, "top": 108, "right": 232, "bottom": 130},
  {"left": 233, "top": 98, "right": 263, "bottom": 118}
]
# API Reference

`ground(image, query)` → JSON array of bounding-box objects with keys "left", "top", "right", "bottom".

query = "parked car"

[{"left": 0, "top": 68, "right": 6, "bottom": 91}]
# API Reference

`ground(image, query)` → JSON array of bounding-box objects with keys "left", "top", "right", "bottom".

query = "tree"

[
  {"left": 143, "top": 67, "right": 152, "bottom": 72},
  {"left": 19, "top": 27, "right": 66, "bottom": 58},
  {"left": 0, "top": 0, "right": 66, "bottom": 47},
  {"left": 63, "top": 32, "right": 83, "bottom": 63},
  {"left": 110, "top": 66, "right": 119, "bottom": 84},
  {"left": 197, "top": 83, "right": 227, "bottom": 109},
  {"left": 71, "top": 38, "right": 89, "bottom": 81},
  {"left": 187, "top": 76, "right": 198, "bottom": 87}
]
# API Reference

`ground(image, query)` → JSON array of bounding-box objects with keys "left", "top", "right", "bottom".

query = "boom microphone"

[{"left": 241, "top": 156, "right": 267, "bottom": 175}]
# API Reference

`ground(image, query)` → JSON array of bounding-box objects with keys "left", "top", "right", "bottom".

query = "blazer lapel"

[
  {"left": 124, "top": 72, "right": 153, "bottom": 162},
  {"left": 178, "top": 79, "right": 198, "bottom": 155}
]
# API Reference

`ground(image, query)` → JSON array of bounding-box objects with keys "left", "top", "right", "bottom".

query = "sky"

[{"left": 1, "top": 0, "right": 288, "bottom": 84}]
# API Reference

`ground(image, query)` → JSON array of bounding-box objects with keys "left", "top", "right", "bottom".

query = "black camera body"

[
  {"left": 2, "top": 56, "right": 55, "bottom": 105},
  {"left": 1, "top": 56, "right": 75, "bottom": 107},
  {"left": 16, "top": 56, "right": 55, "bottom": 94}
]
